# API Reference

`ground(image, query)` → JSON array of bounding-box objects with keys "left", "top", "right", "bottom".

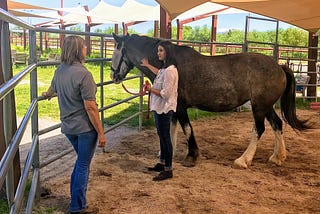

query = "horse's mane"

[
  {"left": 129, "top": 34, "right": 161, "bottom": 51},
  {"left": 129, "top": 34, "right": 201, "bottom": 58}
]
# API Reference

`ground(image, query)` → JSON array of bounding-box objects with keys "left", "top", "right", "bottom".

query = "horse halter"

[{"left": 111, "top": 42, "right": 133, "bottom": 74}]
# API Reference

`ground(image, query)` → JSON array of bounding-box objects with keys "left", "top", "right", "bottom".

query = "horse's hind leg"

[
  {"left": 266, "top": 109, "right": 287, "bottom": 165},
  {"left": 234, "top": 110, "right": 266, "bottom": 169},
  {"left": 170, "top": 115, "right": 178, "bottom": 157},
  {"left": 177, "top": 108, "right": 199, "bottom": 167}
]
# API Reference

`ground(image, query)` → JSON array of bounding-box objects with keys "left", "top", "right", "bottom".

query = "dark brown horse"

[{"left": 110, "top": 33, "right": 308, "bottom": 169}]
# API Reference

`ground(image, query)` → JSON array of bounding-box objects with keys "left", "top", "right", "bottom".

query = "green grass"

[
  {"left": 13, "top": 61, "right": 225, "bottom": 129},
  {"left": 0, "top": 198, "right": 9, "bottom": 213},
  {"left": 13, "top": 63, "right": 156, "bottom": 126},
  {"left": 32, "top": 206, "right": 60, "bottom": 214}
]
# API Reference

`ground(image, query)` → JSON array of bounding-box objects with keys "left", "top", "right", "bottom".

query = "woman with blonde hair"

[{"left": 43, "top": 35, "right": 106, "bottom": 213}]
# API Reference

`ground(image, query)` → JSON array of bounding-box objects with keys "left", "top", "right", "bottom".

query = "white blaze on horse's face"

[
  {"left": 111, "top": 42, "right": 122, "bottom": 82},
  {"left": 111, "top": 42, "right": 130, "bottom": 83},
  {"left": 111, "top": 44, "right": 121, "bottom": 72}
]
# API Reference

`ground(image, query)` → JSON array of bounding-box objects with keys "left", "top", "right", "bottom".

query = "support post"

[
  {"left": 176, "top": 19, "right": 182, "bottom": 44},
  {"left": 307, "top": 32, "right": 318, "bottom": 99},
  {"left": 154, "top": 20, "right": 159, "bottom": 38},
  {"left": 160, "top": 6, "right": 171, "bottom": 39},
  {"left": 210, "top": 15, "right": 217, "bottom": 56}
]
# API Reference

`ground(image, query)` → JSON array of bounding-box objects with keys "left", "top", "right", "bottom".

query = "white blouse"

[{"left": 150, "top": 65, "right": 179, "bottom": 114}]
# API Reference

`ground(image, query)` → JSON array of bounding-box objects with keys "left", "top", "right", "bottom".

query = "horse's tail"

[{"left": 280, "top": 65, "right": 309, "bottom": 131}]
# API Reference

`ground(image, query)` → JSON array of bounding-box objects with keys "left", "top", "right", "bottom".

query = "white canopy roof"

[
  {"left": 8, "top": 0, "right": 248, "bottom": 28},
  {"left": 113, "top": 0, "right": 160, "bottom": 23},
  {"left": 88, "top": 1, "right": 121, "bottom": 24}
]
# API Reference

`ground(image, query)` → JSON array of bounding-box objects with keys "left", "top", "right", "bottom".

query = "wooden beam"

[
  {"left": 160, "top": 6, "right": 171, "bottom": 39},
  {"left": 84, "top": 5, "right": 91, "bottom": 55},
  {"left": 307, "top": 32, "right": 318, "bottom": 99},
  {"left": 179, "top": 7, "right": 229, "bottom": 25},
  {"left": 122, "top": 22, "right": 128, "bottom": 35},
  {"left": 114, "top": 24, "right": 118, "bottom": 34},
  {"left": 176, "top": 19, "right": 183, "bottom": 44},
  {"left": 210, "top": 15, "right": 217, "bottom": 56},
  {"left": 125, "top": 21, "right": 145, "bottom": 27},
  {"left": 154, "top": 20, "right": 159, "bottom": 38}
]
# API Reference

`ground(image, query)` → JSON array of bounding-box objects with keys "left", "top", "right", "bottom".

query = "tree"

[
  {"left": 279, "top": 28, "right": 308, "bottom": 46},
  {"left": 69, "top": 25, "right": 83, "bottom": 32}
]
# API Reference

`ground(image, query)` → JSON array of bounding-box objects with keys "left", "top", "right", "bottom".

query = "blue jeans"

[
  {"left": 65, "top": 129, "right": 98, "bottom": 213},
  {"left": 154, "top": 111, "right": 173, "bottom": 170}
]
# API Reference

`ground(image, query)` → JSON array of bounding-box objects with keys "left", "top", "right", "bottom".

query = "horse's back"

[{"left": 176, "top": 52, "right": 286, "bottom": 111}]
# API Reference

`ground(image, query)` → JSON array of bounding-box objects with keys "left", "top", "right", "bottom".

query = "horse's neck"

[{"left": 141, "top": 67, "right": 155, "bottom": 82}]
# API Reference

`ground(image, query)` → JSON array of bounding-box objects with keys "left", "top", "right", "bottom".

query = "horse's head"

[{"left": 110, "top": 33, "right": 134, "bottom": 83}]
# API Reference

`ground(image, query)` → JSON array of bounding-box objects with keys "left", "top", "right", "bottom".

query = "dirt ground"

[{"left": 33, "top": 109, "right": 320, "bottom": 214}]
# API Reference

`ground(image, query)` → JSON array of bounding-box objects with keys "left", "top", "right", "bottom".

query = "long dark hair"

[
  {"left": 61, "top": 36, "right": 86, "bottom": 65},
  {"left": 158, "top": 40, "right": 177, "bottom": 69}
]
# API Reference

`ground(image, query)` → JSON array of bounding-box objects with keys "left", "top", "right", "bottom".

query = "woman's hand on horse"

[{"left": 140, "top": 58, "right": 149, "bottom": 67}]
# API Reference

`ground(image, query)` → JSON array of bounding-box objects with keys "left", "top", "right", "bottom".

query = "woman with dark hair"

[
  {"left": 43, "top": 35, "right": 106, "bottom": 213},
  {"left": 140, "top": 40, "right": 179, "bottom": 181}
]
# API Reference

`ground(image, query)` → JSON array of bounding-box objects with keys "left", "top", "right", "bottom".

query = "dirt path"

[{"left": 33, "top": 110, "right": 320, "bottom": 213}]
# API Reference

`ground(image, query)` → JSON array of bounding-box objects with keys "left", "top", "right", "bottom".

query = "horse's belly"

[{"left": 190, "top": 94, "right": 247, "bottom": 112}]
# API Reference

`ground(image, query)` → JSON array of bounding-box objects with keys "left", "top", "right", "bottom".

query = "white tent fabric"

[
  {"left": 8, "top": 0, "right": 250, "bottom": 28},
  {"left": 52, "top": 6, "right": 88, "bottom": 24},
  {"left": 37, "top": 5, "right": 89, "bottom": 27},
  {"left": 88, "top": 1, "right": 122, "bottom": 24},
  {"left": 113, "top": 0, "right": 160, "bottom": 23}
]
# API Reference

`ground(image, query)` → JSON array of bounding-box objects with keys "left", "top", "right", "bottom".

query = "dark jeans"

[
  {"left": 154, "top": 110, "right": 173, "bottom": 170},
  {"left": 65, "top": 129, "right": 98, "bottom": 213}
]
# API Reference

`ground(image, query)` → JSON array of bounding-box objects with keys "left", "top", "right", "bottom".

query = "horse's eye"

[{"left": 116, "top": 43, "right": 121, "bottom": 50}]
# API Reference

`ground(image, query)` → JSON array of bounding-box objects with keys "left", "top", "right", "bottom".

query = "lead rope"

[
  {"left": 121, "top": 80, "right": 151, "bottom": 119},
  {"left": 103, "top": 80, "right": 151, "bottom": 153}
]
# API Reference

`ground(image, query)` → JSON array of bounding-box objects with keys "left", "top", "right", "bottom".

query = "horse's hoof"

[
  {"left": 182, "top": 156, "right": 197, "bottom": 167},
  {"left": 268, "top": 155, "right": 285, "bottom": 166},
  {"left": 234, "top": 158, "right": 248, "bottom": 169}
]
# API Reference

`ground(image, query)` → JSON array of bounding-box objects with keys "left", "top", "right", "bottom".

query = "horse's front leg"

[{"left": 234, "top": 126, "right": 259, "bottom": 169}]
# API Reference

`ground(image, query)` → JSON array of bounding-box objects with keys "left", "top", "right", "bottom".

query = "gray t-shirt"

[{"left": 51, "top": 62, "right": 97, "bottom": 134}]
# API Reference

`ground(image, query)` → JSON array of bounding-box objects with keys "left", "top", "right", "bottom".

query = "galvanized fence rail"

[
  {"left": 1, "top": 7, "right": 320, "bottom": 214},
  {"left": 0, "top": 8, "right": 146, "bottom": 214}
]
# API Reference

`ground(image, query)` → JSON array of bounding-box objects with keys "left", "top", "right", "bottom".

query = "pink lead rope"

[{"left": 121, "top": 80, "right": 151, "bottom": 119}]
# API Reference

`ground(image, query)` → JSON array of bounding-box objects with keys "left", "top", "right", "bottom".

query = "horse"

[{"left": 110, "top": 33, "right": 309, "bottom": 169}]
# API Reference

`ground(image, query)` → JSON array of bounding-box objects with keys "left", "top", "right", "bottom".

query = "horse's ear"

[{"left": 112, "top": 32, "right": 122, "bottom": 43}]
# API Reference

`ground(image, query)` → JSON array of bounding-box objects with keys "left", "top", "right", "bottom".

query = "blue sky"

[{"left": 14, "top": 0, "right": 296, "bottom": 33}]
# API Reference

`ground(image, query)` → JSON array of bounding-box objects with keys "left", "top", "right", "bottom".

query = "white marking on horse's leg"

[
  {"left": 157, "top": 121, "right": 179, "bottom": 158},
  {"left": 234, "top": 127, "right": 259, "bottom": 169},
  {"left": 170, "top": 122, "right": 178, "bottom": 157},
  {"left": 184, "top": 125, "right": 192, "bottom": 139},
  {"left": 269, "top": 130, "right": 286, "bottom": 165}
]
